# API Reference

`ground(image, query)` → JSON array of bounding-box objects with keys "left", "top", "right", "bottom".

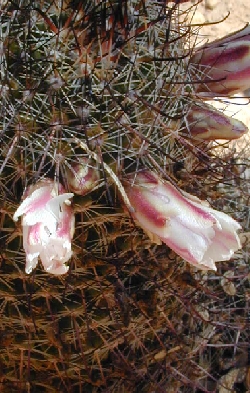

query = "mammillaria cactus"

[{"left": 0, "top": 1, "right": 249, "bottom": 392}]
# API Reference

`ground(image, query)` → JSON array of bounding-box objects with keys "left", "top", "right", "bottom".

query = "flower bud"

[
  {"left": 66, "top": 158, "right": 100, "bottom": 195},
  {"left": 185, "top": 102, "right": 248, "bottom": 140},
  {"left": 124, "top": 171, "right": 241, "bottom": 270},
  {"left": 13, "top": 179, "right": 75, "bottom": 275},
  {"left": 191, "top": 25, "right": 250, "bottom": 96}
]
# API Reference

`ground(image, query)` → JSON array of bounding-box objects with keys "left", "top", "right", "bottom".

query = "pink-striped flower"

[
  {"left": 13, "top": 179, "right": 75, "bottom": 275},
  {"left": 190, "top": 25, "right": 250, "bottom": 96},
  {"left": 125, "top": 171, "right": 241, "bottom": 270},
  {"left": 185, "top": 102, "right": 248, "bottom": 140}
]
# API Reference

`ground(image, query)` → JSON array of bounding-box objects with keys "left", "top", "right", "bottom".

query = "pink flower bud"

[
  {"left": 66, "top": 158, "right": 100, "bottom": 195},
  {"left": 13, "top": 179, "right": 75, "bottom": 275},
  {"left": 191, "top": 25, "right": 250, "bottom": 96},
  {"left": 125, "top": 171, "right": 241, "bottom": 270},
  {"left": 185, "top": 102, "right": 248, "bottom": 140}
]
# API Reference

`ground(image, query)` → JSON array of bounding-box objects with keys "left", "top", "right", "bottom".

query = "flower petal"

[
  {"left": 125, "top": 171, "right": 242, "bottom": 270},
  {"left": 13, "top": 186, "right": 52, "bottom": 222}
]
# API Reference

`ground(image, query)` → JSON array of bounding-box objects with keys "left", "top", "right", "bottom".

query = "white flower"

[
  {"left": 13, "top": 179, "right": 75, "bottom": 275},
  {"left": 125, "top": 171, "right": 242, "bottom": 270}
]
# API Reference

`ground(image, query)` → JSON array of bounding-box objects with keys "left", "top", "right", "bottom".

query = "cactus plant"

[{"left": 0, "top": 1, "right": 249, "bottom": 392}]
